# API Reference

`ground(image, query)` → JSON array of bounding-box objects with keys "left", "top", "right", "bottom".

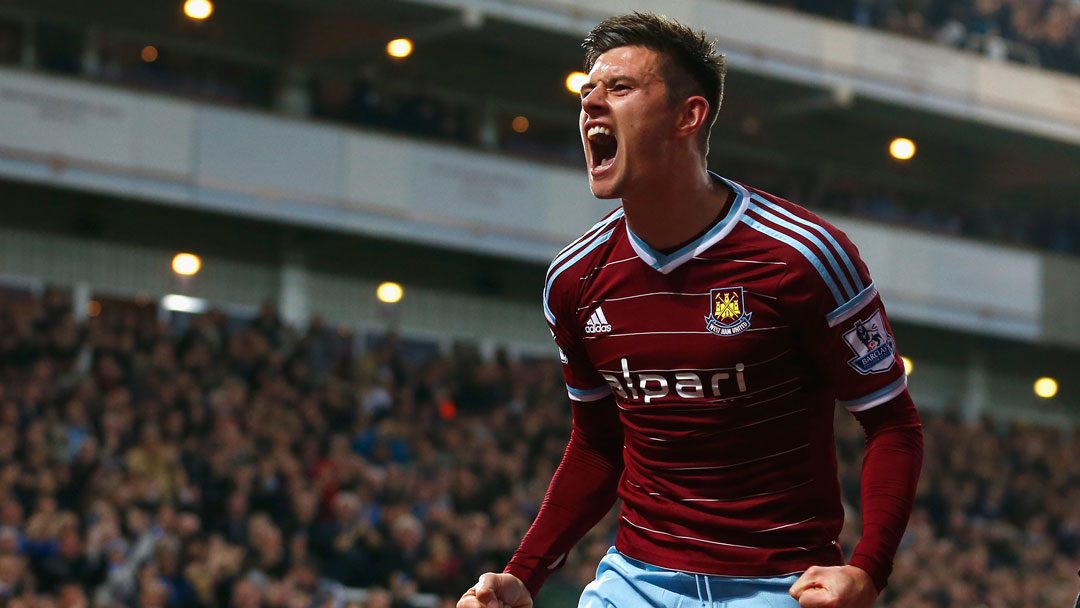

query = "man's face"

[{"left": 580, "top": 45, "right": 674, "bottom": 199}]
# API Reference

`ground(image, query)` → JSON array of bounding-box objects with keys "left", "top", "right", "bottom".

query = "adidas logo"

[{"left": 585, "top": 306, "right": 612, "bottom": 334}]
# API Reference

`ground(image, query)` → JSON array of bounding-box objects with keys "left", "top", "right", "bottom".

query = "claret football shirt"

[{"left": 543, "top": 174, "right": 907, "bottom": 577}]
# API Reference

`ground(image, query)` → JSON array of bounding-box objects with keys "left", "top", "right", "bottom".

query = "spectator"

[
  {"left": 0, "top": 289, "right": 1075, "bottom": 606},
  {"left": 760, "top": 0, "right": 1080, "bottom": 74}
]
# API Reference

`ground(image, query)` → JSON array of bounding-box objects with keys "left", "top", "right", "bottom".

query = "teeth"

[{"left": 587, "top": 126, "right": 612, "bottom": 139}]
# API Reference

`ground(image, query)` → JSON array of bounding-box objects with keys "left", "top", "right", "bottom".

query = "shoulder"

[
  {"left": 737, "top": 186, "right": 872, "bottom": 311},
  {"left": 543, "top": 206, "right": 624, "bottom": 325},
  {"left": 740, "top": 188, "right": 857, "bottom": 258}
]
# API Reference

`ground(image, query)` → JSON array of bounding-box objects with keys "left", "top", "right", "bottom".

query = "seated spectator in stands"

[{"left": 0, "top": 289, "right": 1076, "bottom": 606}]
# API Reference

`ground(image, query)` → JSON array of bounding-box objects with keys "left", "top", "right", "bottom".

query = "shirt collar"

[{"left": 625, "top": 173, "right": 749, "bottom": 274}]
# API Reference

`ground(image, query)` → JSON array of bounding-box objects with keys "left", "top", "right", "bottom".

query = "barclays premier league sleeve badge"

[
  {"left": 842, "top": 309, "right": 897, "bottom": 374},
  {"left": 705, "top": 287, "right": 752, "bottom": 337}
]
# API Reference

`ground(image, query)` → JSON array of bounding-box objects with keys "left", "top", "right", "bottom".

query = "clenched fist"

[
  {"left": 457, "top": 572, "right": 533, "bottom": 608},
  {"left": 789, "top": 565, "right": 878, "bottom": 607}
]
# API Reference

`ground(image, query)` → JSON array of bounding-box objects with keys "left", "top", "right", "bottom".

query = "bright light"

[
  {"left": 890, "top": 137, "right": 916, "bottom": 160},
  {"left": 901, "top": 356, "right": 913, "bottom": 376},
  {"left": 386, "top": 38, "right": 413, "bottom": 58},
  {"left": 141, "top": 46, "right": 158, "bottom": 63},
  {"left": 565, "top": 71, "right": 589, "bottom": 95},
  {"left": 511, "top": 116, "right": 530, "bottom": 133},
  {"left": 161, "top": 294, "right": 209, "bottom": 314},
  {"left": 183, "top": 0, "right": 213, "bottom": 20},
  {"left": 172, "top": 253, "right": 201, "bottom": 276},
  {"left": 376, "top": 282, "right": 404, "bottom": 304},
  {"left": 1034, "top": 377, "right": 1058, "bottom": 399}
]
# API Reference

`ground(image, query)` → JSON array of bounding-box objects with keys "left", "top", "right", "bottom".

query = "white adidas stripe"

[{"left": 595, "top": 306, "right": 609, "bottom": 325}]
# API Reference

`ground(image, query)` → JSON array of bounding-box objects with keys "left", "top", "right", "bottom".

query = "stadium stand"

[
  {"left": 751, "top": 0, "right": 1080, "bottom": 75},
  {"left": 0, "top": 1, "right": 1078, "bottom": 605},
  {"left": 1, "top": 7, "right": 1078, "bottom": 258},
  {"left": 0, "top": 288, "right": 1075, "bottom": 607}
]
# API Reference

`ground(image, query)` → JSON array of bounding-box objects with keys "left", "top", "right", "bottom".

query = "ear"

[{"left": 673, "top": 95, "right": 710, "bottom": 141}]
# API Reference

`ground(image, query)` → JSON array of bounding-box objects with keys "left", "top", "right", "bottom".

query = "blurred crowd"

[
  {"left": 814, "top": 187, "right": 1080, "bottom": 255},
  {"left": 0, "top": 288, "right": 1077, "bottom": 607},
  {"left": 835, "top": 408, "right": 1080, "bottom": 607},
  {"left": 757, "top": 0, "right": 1080, "bottom": 73}
]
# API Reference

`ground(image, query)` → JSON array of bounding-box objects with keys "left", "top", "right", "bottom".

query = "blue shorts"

[{"left": 578, "top": 547, "right": 801, "bottom": 608}]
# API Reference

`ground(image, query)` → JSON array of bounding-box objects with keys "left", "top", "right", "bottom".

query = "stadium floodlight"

[
  {"left": 1033, "top": 377, "right": 1058, "bottom": 399},
  {"left": 889, "top": 137, "right": 916, "bottom": 161},
  {"left": 386, "top": 38, "right": 414, "bottom": 59},
  {"left": 172, "top": 253, "right": 202, "bottom": 276},
  {"left": 512, "top": 116, "right": 530, "bottom": 133},
  {"left": 565, "top": 71, "right": 589, "bottom": 95},
  {"left": 183, "top": 0, "right": 213, "bottom": 20},
  {"left": 161, "top": 294, "right": 209, "bottom": 314},
  {"left": 901, "top": 356, "right": 913, "bottom": 376},
  {"left": 377, "top": 282, "right": 404, "bottom": 304}
]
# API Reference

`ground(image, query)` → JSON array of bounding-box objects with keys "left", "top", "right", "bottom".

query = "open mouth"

[{"left": 587, "top": 126, "right": 618, "bottom": 173}]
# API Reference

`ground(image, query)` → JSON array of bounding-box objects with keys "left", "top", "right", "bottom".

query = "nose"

[{"left": 580, "top": 86, "right": 606, "bottom": 117}]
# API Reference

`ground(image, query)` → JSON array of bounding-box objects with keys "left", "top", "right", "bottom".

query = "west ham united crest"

[
  {"left": 842, "top": 309, "right": 897, "bottom": 374},
  {"left": 705, "top": 287, "right": 752, "bottom": 336}
]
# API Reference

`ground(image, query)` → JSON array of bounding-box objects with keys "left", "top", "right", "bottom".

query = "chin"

[
  {"left": 587, "top": 171, "right": 623, "bottom": 200},
  {"left": 589, "top": 185, "right": 620, "bottom": 199}
]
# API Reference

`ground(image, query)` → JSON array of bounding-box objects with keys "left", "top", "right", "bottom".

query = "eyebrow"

[{"left": 581, "top": 74, "right": 638, "bottom": 94}]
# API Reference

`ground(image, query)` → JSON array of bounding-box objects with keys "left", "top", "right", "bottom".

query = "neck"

[{"left": 621, "top": 161, "right": 731, "bottom": 251}]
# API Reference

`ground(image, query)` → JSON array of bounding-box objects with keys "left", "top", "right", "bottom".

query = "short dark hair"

[{"left": 582, "top": 12, "right": 726, "bottom": 155}]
